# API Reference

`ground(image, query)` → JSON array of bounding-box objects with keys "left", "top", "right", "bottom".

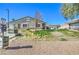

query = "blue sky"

[{"left": 0, "top": 3, "right": 67, "bottom": 25}]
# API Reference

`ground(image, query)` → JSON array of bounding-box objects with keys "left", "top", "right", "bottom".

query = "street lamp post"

[
  {"left": 0, "top": 9, "right": 9, "bottom": 49},
  {"left": 3, "top": 9, "right": 10, "bottom": 49},
  {"left": 6, "top": 9, "right": 9, "bottom": 31}
]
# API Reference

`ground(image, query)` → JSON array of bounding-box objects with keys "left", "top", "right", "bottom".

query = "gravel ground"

[{"left": 0, "top": 39, "right": 79, "bottom": 55}]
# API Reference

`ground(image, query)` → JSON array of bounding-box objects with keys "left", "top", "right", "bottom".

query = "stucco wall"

[
  {"left": 70, "top": 22, "right": 79, "bottom": 30},
  {"left": 9, "top": 20, "right": 43, "bottom": 29},
  {"left": 59, "top": 24, "right": 69, "bottom": 29}
]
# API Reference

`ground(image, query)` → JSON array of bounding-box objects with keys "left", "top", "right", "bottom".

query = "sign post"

[
  {"left": 0, "top": 21, "right": 9, "bottom": 49},
  {"left": 0, "top": 9, "right": 10, "bottom": 49}
]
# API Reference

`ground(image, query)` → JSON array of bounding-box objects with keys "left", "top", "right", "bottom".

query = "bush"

[
  {"left": 27, "top": 29, "right": 30, "bottom": 30},
  {"left": 16, "top": 33, "right": 23, "bottom": 36},
  {"left": 60, "top": 38, "right": 67, "bottom": 41},
  {"left": 33, "top": 30, "right": 51, "bottom": 38}
]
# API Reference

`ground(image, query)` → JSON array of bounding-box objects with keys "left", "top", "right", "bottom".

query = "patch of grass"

[
  {"left": 57, "top": 29, "right": 79, "bottom": 37},
  {"left": 70, "top": 31, "right": 79, "bottom": 37},
  {"left": 45, "top": 29, "right": 56, "bottom": 32},
  {"left": 21, "top": 29, "right": 27, "bottom": 32},
  {"left": 33, "top": 30, "right": 51, "bottom": 38}
]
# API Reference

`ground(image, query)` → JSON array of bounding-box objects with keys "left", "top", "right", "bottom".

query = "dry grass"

[{"left": 0, "top": 29, "right": 79, "bottom": 55}]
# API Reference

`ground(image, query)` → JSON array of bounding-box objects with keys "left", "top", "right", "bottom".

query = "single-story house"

[
  {"left": 46, "top": 24, "right": 60, "bottom": 30},
  {"left": 9, "top": 16, "right": 46, "bottom": 30},
  {"left": 68, "top": 19, "right": 79, "bottom": 30},
  {"left": 59, "top": 23, "right": 70, "bottom": 29},
  {"left": 59, "top": 19, "right": 79, "bottom": 30}
]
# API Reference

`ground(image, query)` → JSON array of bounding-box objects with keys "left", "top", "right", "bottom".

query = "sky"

[{"left": 0, "top": 3, "right": 67, "bottom": 25}]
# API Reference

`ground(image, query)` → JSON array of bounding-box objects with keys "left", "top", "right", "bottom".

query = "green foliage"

[
  {"left": 33, "top": 30, "right": 51, "bottom": 38},
  {"left": 27, "top": 29, "right": 30, "bottom": 30},
  {"left": 61, "top": 3, "right": 79, "bottom": 20},
  {"left": 16, "top": 33, "right": 22, "bottom": 36}
]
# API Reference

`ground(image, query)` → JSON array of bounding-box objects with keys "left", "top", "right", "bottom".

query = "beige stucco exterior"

[
  {"left": 59, "top": 23, "right": 69, "bottom": 29},
  {"left": 9, "top": 16, "right": 46, "bottom": 30}
]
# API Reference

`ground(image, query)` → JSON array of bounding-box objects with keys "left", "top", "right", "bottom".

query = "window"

[
  {"left": 37, "top": 24, "right": 40, "bottom": 27},
  {"left": 23, "top": 24, "right": 27, "bottom": 28}
]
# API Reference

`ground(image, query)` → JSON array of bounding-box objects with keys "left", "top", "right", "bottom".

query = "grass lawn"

[{"left": 33, "top": 30, "right": 52, "bottom": 38}]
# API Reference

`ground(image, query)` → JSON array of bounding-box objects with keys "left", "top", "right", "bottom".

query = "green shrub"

[
  {"left": 27, "top": 29, "right": 30, "bottom": 30},
  {"left": 16, "top": 33, "right": 23, "bottom": 36},
  {"left": 60, "top": 38, "right": 67, "bottom": 41},
  {"left": 33, "top": 30, "right": 51, "bottom": 38}
]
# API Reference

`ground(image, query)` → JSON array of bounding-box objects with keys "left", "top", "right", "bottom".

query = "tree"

[
  {"left": 61, "top": 3, "right": 79, "bottom": 29},
  {"left": 35, "top": 10, "right": 42, "bottom": 29},
  {"left": 61, "top": 3, "right": 79, "bottom": 20},
  {"left": 35, "top": 10, "right": 42, "bottom": 20}
]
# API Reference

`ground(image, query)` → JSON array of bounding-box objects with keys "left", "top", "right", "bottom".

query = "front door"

[{"left": 18, "top": 24, "right": 21, "bottom": 29}]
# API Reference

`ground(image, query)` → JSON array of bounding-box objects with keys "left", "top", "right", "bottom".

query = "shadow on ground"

[{"left": 5, "top": 45, "right": 33, "bottom": 50}]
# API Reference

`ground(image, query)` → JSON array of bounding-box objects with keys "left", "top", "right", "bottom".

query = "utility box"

[
  {"left": 0, "top": 37, "right": 3, "bottom": 48},
  {"left": 0, "top": 36, "right": 9, "bottom": 49},
  {"left": 3, "top": 36, "right": 9, "bottom": 48}
]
